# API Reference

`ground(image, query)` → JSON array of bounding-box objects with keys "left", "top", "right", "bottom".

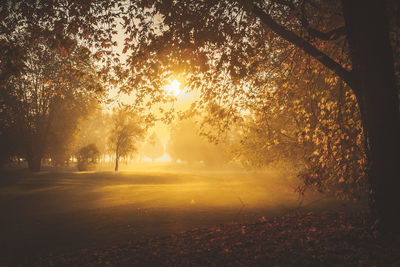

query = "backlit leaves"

[{"left": 232, "top": 51, "right": 366, "bottom": 199}]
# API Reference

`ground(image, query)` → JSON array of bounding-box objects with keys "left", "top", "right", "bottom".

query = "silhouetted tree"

[
  {"left": 1, "top": 38, "right": 103, "bottom": 171},
  {"left": 108, "top": 108, "right": 146, "bottom": 171},
  {"left": 0, "top": 0, "right": 115, "bottom": 171}
]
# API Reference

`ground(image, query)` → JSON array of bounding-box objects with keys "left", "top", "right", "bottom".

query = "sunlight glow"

[{"left": 163, "top": 79, "right": 181, "bottom": 97}]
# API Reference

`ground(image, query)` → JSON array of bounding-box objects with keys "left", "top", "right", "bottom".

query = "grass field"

[{"left": 0, "top": 164, "right": 367, "bottom": 266}]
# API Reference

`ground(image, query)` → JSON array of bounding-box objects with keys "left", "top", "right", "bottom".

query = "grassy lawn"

[{"left": 0, "top": 165, "right": 367, "bottom": 266}]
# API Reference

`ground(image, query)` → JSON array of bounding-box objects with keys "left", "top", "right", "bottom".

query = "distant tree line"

[{"left": 167, "top": 119, "right": 231, "bottom": 167}]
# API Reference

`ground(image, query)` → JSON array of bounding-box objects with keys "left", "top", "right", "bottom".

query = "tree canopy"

[{"left": 0, "top": 36, "right": 103, "bottom": 170}]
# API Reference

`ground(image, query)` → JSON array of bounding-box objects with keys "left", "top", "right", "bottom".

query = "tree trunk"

[
  {"left": 25, "top": 136, "right": 45, "bottom": 172},
  {"left": 115, "top": 150, "right": 119, "bottom": 172},
  {"left": 342, "top": 0, "right": 400, "bottom": 234},
  {"left": 27, "top": 154, "right": 42, "bottom": 172}
]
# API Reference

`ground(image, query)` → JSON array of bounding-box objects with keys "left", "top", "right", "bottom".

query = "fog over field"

[{"left": 0, "top": 165, "right": 366, "bottom": 265}]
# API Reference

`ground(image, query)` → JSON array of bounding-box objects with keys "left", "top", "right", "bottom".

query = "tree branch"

[
  {"left": 251, "top": 4, "right": 355, "bottom": 89},
  {"left": 299, "top": 0, "right": 346, "bottom": 40},
  {"left": 304, "top": 24, "right": 346, "bottom": 41}
]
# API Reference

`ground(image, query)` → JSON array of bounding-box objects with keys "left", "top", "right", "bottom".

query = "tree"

[
  {"left": 143, "top": 133, "right": 164, "bottom": 162},
  {"left": 46, "top": 99, "right": 99, "bottom": 167},
  {"left": 0, "top": 125, "right": 21, "bottom": 167},
  {"left": 1, "top": 38, "right": 103, "bottom": 171},
  {"left": 122, "top": 1, "right": 399, "bottom": 234},
  {"left": 0, "top": 0, "right": 118, "bottom": 170},
  {"left": 0, "top": 88, "right": 21, "bottom": 167},
  {"left": 108, "top": 108, "right": 146, "bottom": 171},
  {"left": 77, "top": 143, "right": 100, "bottom": 171}
]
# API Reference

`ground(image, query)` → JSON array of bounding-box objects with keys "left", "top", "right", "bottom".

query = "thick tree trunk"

[
  {"left": 24, "top": 135, "right": 45, "bottom": 172},
  {"left": 342, "top": 0, "right": 400, "bottom": 234}
]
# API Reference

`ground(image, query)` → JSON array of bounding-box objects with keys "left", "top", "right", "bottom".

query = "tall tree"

[
  {"left": 1, "top": 38, "right": 103, "bottom": 171},
  {"left": 108, "top": 107, "right": 146, "bottom": 171},
  {"left": 1, "top": 0, "right": 116, "bottom": 171},
  {"left": 122, "top": 0, "right": 399, "bottom": 234}
]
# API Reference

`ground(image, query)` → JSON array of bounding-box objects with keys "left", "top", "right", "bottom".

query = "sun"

[{"left": 163, "top": 79, "right": 181, "bottom": 97}]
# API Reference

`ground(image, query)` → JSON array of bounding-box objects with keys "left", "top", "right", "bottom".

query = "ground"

[
  {"left": 0, "top": 164, "right": 372, "bottom": 266},
  {"left": 40, "top": 211, "right": 400, "bottom": 266}
]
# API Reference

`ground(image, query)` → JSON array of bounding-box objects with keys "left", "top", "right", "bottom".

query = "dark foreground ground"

[
  {"left": 40, "top": 211, "right": 400, "bottom": 266},
  {"left": 0, "top": 165, "right": 378, "bottom": 266}
]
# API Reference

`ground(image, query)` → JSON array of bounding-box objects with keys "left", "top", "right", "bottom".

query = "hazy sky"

[{"left": 107, "top": 20, "right": 197, "bottom": 146}]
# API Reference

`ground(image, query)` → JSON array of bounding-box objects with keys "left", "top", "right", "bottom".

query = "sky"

[{"left": 106, "top": 20, "right": 197, "bottom": 147}]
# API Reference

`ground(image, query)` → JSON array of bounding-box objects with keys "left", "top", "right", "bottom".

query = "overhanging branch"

[{"left": 250, "top": 4, "right": 355, "bottom": 89}]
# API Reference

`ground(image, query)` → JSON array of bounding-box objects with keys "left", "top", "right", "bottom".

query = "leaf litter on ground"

[{"left": 40, "top": 211, "right": 400, "bottom": 266}]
